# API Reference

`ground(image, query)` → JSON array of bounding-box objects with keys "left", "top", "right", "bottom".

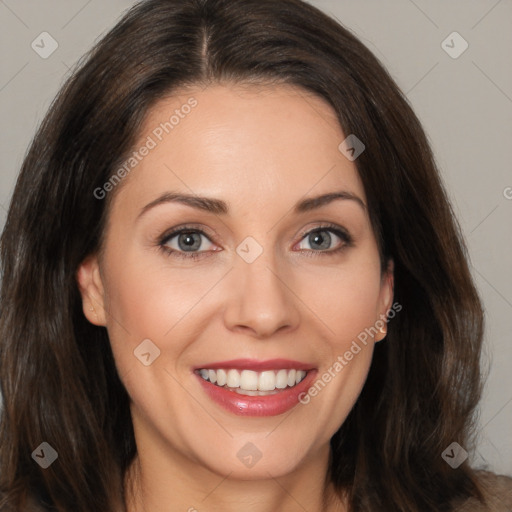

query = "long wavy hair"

[{"left": 0, "top": 0, "right": 489, "bottom": 510}]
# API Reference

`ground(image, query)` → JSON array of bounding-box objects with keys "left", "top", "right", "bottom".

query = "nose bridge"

[{"left": 223, "top": 234, "right": 299, "bottom": 337}]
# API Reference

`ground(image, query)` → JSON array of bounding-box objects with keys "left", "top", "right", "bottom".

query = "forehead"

[{"left": 111, "top": 82, "right": 367, "bottom": 217}]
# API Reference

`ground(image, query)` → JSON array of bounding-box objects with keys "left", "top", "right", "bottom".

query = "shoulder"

[{"left": 455, "top": 470, "right": 512, "bottom": 511}]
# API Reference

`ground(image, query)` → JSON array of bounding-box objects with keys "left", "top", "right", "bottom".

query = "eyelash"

[{"left": 157, "top": 223, "right": 353, "bottom": 261}]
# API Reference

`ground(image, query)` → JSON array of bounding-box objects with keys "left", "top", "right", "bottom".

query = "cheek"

[
  {"left": 99, "top": 251, "right": 206, "bottom": 444},
  {"left": 294, "top": 250, "right": 383, "bottom": 344},
  {"left": 291, "top": 250, "right": 382, "bottom": 430},
  {"left": 102, "top": 244, "right": 216, "bottom": 341}
]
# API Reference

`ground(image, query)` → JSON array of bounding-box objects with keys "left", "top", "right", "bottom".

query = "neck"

[{"left": 124, "top": 442, "right": 347, "bottom": 512}]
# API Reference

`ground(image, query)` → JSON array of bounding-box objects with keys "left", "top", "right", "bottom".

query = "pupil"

[
  {"left": 179, "top": 233, "right": 200, "bottom": 251},
  {"left": 310, "top": 231, "right": 330, "bottom": 250}
]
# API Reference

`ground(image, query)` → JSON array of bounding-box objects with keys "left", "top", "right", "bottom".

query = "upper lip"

[{"left": 194, "top": 358, "right": 315, "bottom": 372}]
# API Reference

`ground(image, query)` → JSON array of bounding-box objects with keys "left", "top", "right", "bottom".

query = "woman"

[{"left": 0, "top": 0, "right": 510, "bottom": 510}]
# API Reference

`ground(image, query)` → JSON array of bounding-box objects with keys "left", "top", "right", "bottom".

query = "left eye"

[{"left": 296, "top": 228, "right": 347, "bottom": 252}]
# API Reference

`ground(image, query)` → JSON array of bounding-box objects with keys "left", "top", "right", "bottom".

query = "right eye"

[{"left": 159, "top": 227, "right": 218, "bottom": 260}]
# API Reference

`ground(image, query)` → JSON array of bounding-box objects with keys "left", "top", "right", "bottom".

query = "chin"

[{"left": 193, "top": 436, "right": 314, "bottom": 480}]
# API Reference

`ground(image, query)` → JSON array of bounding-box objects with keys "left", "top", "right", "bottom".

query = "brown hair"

[{"left": 0, "top": 0, "right": 489, "bottom": 510}]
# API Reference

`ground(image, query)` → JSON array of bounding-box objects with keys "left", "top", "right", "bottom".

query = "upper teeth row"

[{"left": 198, "top": 368, "right": 307, "bottom": 391}]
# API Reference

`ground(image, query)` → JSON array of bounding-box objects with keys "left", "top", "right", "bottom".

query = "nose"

[{"left": 223, "top": 249, "right": 301, "bottom": 339}]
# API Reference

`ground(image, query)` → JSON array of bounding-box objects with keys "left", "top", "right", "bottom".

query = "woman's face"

[{"left": 78, "top": 83, "right": 393, "bottom": 480}]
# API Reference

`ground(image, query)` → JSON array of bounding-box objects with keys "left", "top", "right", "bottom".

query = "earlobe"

[{"left": 76, "top": 255, "right": 107, "bottom": 326}]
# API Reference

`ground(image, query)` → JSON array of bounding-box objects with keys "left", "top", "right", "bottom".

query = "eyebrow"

[{"left": 137, "top": 189, "right": 366, "bottom": 220}]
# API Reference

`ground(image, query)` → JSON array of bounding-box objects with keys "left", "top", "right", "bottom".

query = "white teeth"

[
  {"left": 275, "top": 369, "right": 288, "bottom": 389},
  {"left": 197, "top": 368, "right": 309, "bottom": 392},
  {"left": 240, "top": 370, "right": 259, "bottom": 391},
  {"left": 216, "top": 369, "right": 227, "bottom": 386},
  {"left": 258, "top": 370, "right": 276, "bottom": 391},
  {"left": 226, "top": 369, "right": 239, "bottom": 388}
]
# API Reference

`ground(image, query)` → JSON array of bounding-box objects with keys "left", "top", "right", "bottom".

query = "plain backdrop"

[{"left": 0, "top": 0, "right": 511, "bottom": 476}]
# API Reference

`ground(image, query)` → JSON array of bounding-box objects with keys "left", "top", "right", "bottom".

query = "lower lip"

[{"left": 195, "top": 370, "right": 317, "bottom": 417}]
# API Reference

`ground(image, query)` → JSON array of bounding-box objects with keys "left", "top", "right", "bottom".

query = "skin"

[{"left": 77, "top": 83, "right": 394, "bottom": 512}]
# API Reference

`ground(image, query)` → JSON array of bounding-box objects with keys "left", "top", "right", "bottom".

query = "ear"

[
  {"left": 76, "top": 254, "right": 108, "bottom": 326},
  {"left": 375, "top": 258, "right": 394, "bottom": 342}
]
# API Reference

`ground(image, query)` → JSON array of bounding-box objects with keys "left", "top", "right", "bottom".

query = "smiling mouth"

[{"left": 195, "top": 368, "right": 309, "bottom": 396}]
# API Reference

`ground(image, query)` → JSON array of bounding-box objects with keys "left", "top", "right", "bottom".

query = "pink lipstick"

[{"left": 193, "top": 359, "right": 317, "bottom": 416}]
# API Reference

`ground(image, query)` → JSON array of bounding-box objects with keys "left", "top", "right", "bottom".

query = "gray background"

[{"left": 0, "top": 0, "right": 511, "bottom": 476}]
